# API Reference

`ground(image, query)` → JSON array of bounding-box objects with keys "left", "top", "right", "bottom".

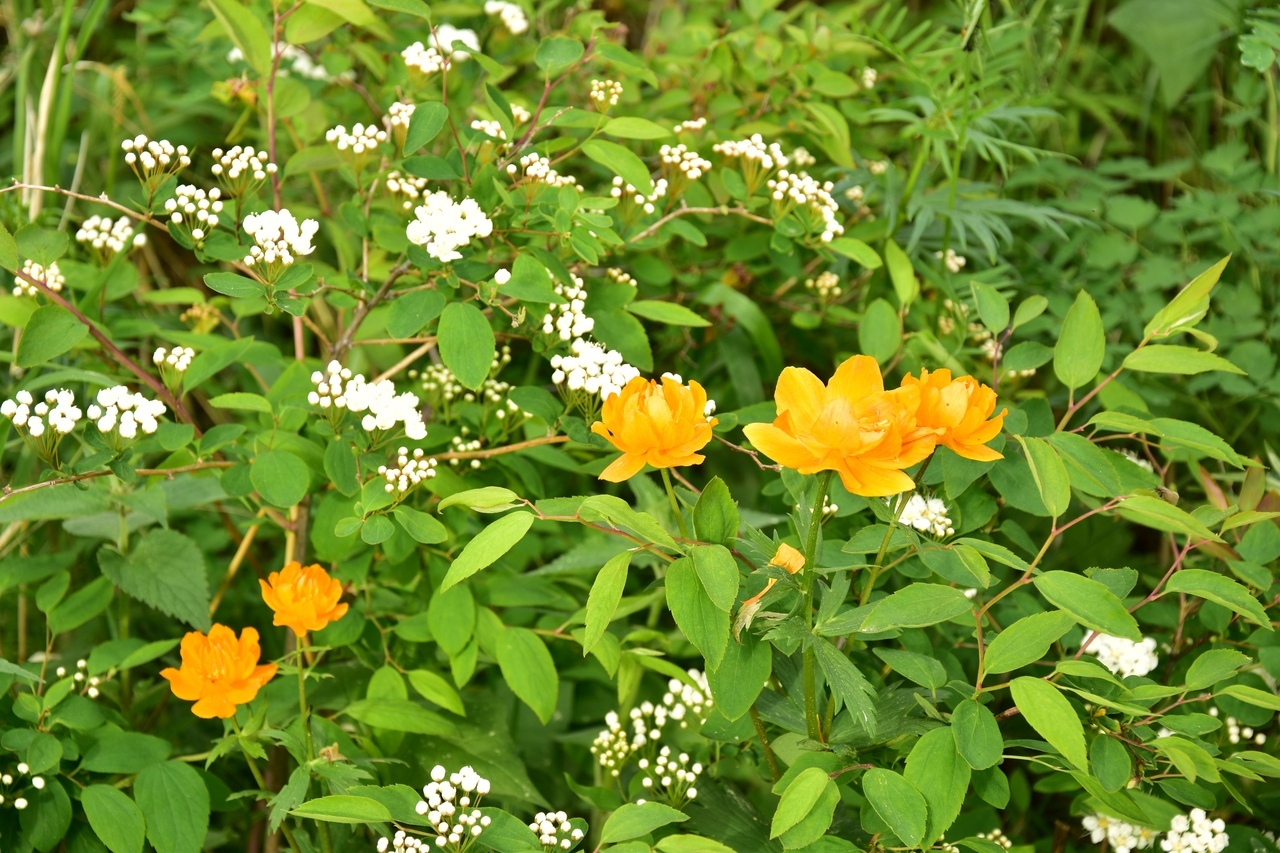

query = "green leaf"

[
  {"left": 408, "top": 669, "right": 465, "bottom": 715},
  {"left": 812, "top": 636, "right": 877, "bottom": 733},
  {"left": 438, "top": 486, "right": 521, "bottom": 512},
  {"left": 603, "top": 117, "right": 673, "bottom": 139},
  {"left": 1053, "top": 290, "right": 1105, "bottom": 391},
  {"left": 1109, "top": 1, "right": 1235, "bottom": 107},
  {"left": 873, "top": 647, "right": 947, "bottom": 690},
  {"left": 627, "top": 299, "right": 710, "bottom": 327},
  {"left": 1184, "top": 649, "right": 1251, "bottom": 690},
  {"left": 80, "top": 732, "right": 172, "bottom": 774},
  {"left": 361, "top": 514, "right": 394, "bottom": 545},
  {"left": 828, "top": 237, "right": 882, "bottom": 269},
  {"left": 16, "top": 224, "right": 69, "bottom": 266},
  {"left": 135, "top": 761, "right": 210, "bottom": 853},
  {"left": 290, "top": 795, "right": 392, "bottom": 824},
  {"left": 251, "top": 449, "right": 311, "bottom": 508},
  {"left": 18, "top": 777, "right": 71, "bottom": 851},
  {"left": 440, "top": 511, "right": 534, "bottom": 592},
  {"left": 1123, "top": 345, "right": 1244, "bottom": 375},
  {"left": 904, "top": 727, "right": 970, "bottom": 845},
  {"left": 534, "top": 36, "right": 584, "bottom": 76},
  {"left": 884, "top": 239, "right": 918, "bottom": 306},
  {"left": 203, "top": 272, "right": 263, "bottom": 298},
  {"left": 345, "top": 698, "right": 459, "bottom": 736},
  {"left": 665, "top": 556, "right": 730, "bottom": 670},
  {"left": 1143, "top": 255, "right": 1229, "bottom": 339},
  {"left": 47, "top": 576, "right": 114, "bottom": 635},
  {"left": 496, "top": 627, "right": 558, "bottom": 724},
  {"left": 1016, "top": 436, "right": 1071, "bottom": 518},
  {"left": 208, "top": 0, "right": 272, "bottom": 76},
  {"left": 982, "top": 611, "right": 1076, "bottom": 674},
  {"left": 208, "top": 392, "right": 272, "bottom": 414},
  {"left": 859, "top": 298, "right": 901, "bottom": 365},
  {"left": 691, "top": 545, "right": 739, "bottom": 611},
  {"left": 404, "top": 101, "right": 448, "bottom": 152},
  {"left": 600, "top": 802, "right": 688, "bottom": 845},
  {"left": 438, "top": 302, "right": 496, "bottom": 390},
  {"left": 25, "top": 732, "right": 62, "bottom": 774},
  {"left": 654, "top": 836, "right": 736, "bottom": 853},
  {"left": 862, "top": 769, "right": 928, "bottom": 848},
  {"left": 17, "top": 305, "right": 88, "bottom": 367},
  {"left": 1033, "top": 571, "right": 1141, "bottom": 641},
  {"left": 386, "top": 289, "right": 445, "bottom": 338},
  {"left": 1047, "top": 432, "right": 1123, "bottom": 497},
  {"left": 1091, "top": 734, "right": 1132, "bottom": 792},
  {"left": 1164, "top": 570, "right": 1271, "bottom": 629},
  {"left": 707, "top": 631, "right": 771, "bottom": 721},
  {"left": 582, "top": 140, "right": 653, "bottom": 196},
  {"left": 1009, "top": 677, "right": 1087, "bottom": 770},
  {"left": 952, "top": 699, "right": 1003, "bottom": 770},
  {"left": 499, "top": 255, "right": 557, "bottom": 303},
  {"left": 693, "top": 477, "right": 739, "bottom": 547},
  {"left": 98, "top": 530, "right": 210, "bottom": 631},
  {"left": 1217, "top": 683, "right": 1280, "bottom": 711},
  {"left": 82, "top": 785, "right": 146, "bottom": 853},
  {"left": 770, "top": 767, "right": 835, "bottom": 839},
  {"left": 584, "top": 551, "right": 631, "bottom": 656},
  {"left": 364, "top": 0, "right": 430, "bottom": 18},
  {"left": 323, "top": 440, "right": 360, "bottom": 496},
  {"left": 862, "top": 584, "right": 973, "bottom": 632},
  {"left": 970, "top": 281, "right": 1010, "bottom": 333},
  {"left": 393, "top": 505, "right": 448, "bottom": 544},
  {"left": 0, "top": 220, "right": 18, "bottom": 270},
  {"left": 1116, "top": 496, "right": 1221, "bottom": 542}
]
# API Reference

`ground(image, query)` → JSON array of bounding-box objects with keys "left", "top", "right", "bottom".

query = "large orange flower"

[
  {"left": 260, "top": 562, "right": 349, "bottom": 636},
  {"left": 743, "top": 355, "right": 936, "bottom": 496},
  {"left": 591, "top": 375, "right": 718, "bottom": 482},
  {"left": 160, "top": 625, "right": 277, "bottom": 719},
  {"left": 900, "top": 368, "right": 1006, "bottom": 462}
]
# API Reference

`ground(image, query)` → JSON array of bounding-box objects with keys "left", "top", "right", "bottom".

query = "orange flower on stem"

[
  {"left": 161, "top": 625, "right": 277, "bottom": 719},
  {"left": 591, "top": 375, "right": 718, "bottom": 482},
  {"left": 743, "top": 355, "right": 936, "bottom": 497},
  {"left": 260, "top": 561, "right": 349, "bottom": 637},
  {"left": 900, "top": 368, "right": 1007, "bottom": 462}
]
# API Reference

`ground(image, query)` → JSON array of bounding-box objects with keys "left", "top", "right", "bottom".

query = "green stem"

[
  {"left": 800, "top": 471, "right": 833, "bottom": 742},
  {"left": 295, "top": 635, "right": 333, "bottom": 853},
  {"left": 660, "top": 468, "right": 690, "bottom": 540},
  {"left": 749, "top": 705, "right": 782, "bottom": 783},
  {"left": 860, "top": 455, "right": 934, "bottom": 606},
  {"left": 232, "top": 718, "right": 302, "bottom": 853}
]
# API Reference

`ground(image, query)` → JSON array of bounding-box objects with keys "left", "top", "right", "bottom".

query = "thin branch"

[
  {"left": 715, "top": 434, "right": 781, "bottom": 471},
  {"left": 3, "top": 181, "right": 167, "bottom": 229},
  {"left": 629, "top": 204, "right": 773, "bottom": 243},
  {"left": 0, "top": 460, "right": 234, "bottom": 504},
  {"left": 329, "top": 263, "right": 413, "bottom": 361},
  {"left": 434, "top": 434, "right": 568, "bottom": 461}
]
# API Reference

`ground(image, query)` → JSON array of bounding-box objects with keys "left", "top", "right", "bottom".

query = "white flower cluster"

[
  {"left": 790, "top": 147, "right": 817, "bottom": 168},
  {"left": 937, "top": 297, "right": 970, "bottom": 336},
  {"left": 242, "top": 209, "right": 319, "bottom": 274},
  {"left": 660, "top": 144, "right": 711, "bottom": 181},
  {"left": 551, "top": 338, "right": 639, "bottom": 400},
  {"left": 610, "top": 175, "right": 668, "bottom": 214},
  {"left": 862, "top": 67, "right": 878, "bottom": 88},
  {"left": 977, "top": 829, "right": 1013, "bottom": 850},
  {"left": 844, "top": 185, "right": 865, "bottom": 202},
  {"left": 486, "top": 1, "right": 529, "bottom": 34},
  {"left": 88, "top": 386, "right": 166, "bottom": 440},
  {"left": 713, "top": 134, "right": 790, "bottom": 171},
  {"left": 385, "top": 171, "right": 429, "bottom": 211},
  {"left": 154, "top": 346, "right": 194, "bottom": 372},
  {"left": 412, "top": 765, "right": 492, "bottom": 850},
  {"left": 766, "top": 169, "right": 843, "bottom": 242},
  {"left": 471, "top": 119, "right": 507, "bottom": 141},
  {"left": 511, "top": 104, "right": 532, "bottom": 124},
  {"left": 380, "top": 447, "right": 438, "bottom": 495},
  {"left": 309, "top": 362, "right": 427, "bottom": 440},
  {"left": 2, "top": 389, "right": 81, "bottom": 438},
  {"left": 508, "top": 153, "right": 580, "bottom": 189},
  {"left": 1121, "top": 449, "right": 1155, "bottom": 473},
  {"left": 805, "top": 271, "right": 843, "bottom": 300},
  {"left": 377, "top": 831, "right": 427, "bottom": 851},
  {"left": 529, "top": 811, "right": 585, "bottom": 851},
  {"left": 867, "top": 159, "right": 889, "bottom": 175},
  {"left": 541, "top": 275, "right": 594, "bottom": 341},
  {"left": 166, "top": 185, "right": 224, "bottom": 242},
  {"left": 402, "top": 26, "right": 478, "bottom": 73},
  {"left": 673, "top": 117, "right": 706, "bottom": 133},
  {"left": 433, "top": 25, "right": 479, "bottom": 57},
  {"left": 55, "top": 658, "right": 106, "bottom": 699},
  {"left": 0, "top": 761, "right": 46, "bottom": 811},
  {"left": 1211, "top": 708, "right": 1268, "bottom": 746},
  {"left": 14, "top": 259, "right": 64, "bottom": 297},
  {"left": 228, "top": 43, "right": 347, "bottom": 81},
  {"left": 76, "top": 215, "right": 144, "bottom": 258},
  {"left": 794, "top": 492, "right": 838, "bottom": 517},
  {"left": 326, "top": 122, "right": 387, "bottom": 156},
  {"left": 1084, "top": 634, "right": 1159, "bottom": 679},
  {"left": 386, "top": 102, "right": 415, "bottom": 131},
  {"left": 661, "top": 373, "right": 717, "bottom": 417},
  {"left": 590, "top": 79, "right": 623, "bottom": 108},
  {"left": 1083, "top": 814, "right": 1160, "bottom": 853},
  {"left": 638, "top": 746, "right": 701, "bottom": 804},
  {"left": 121, "top": 135, "right": 190, "bottom": 181},
  {"left": 406, "top": 192, "right": 494, "bottom": 262},
  {"left": 402, "top": 41, "right": 450, "bottom": 75},
  {"left": 450, "top": 432, "right": 483, "bottom": 469},
  {"left": 897, "top": 492, "right": 954, "bottom": 538},
  {"left": 212, "top": 146, "right": 277, "bottom": 196},
  {"left": 415, "top": 349, "right": 520, "bottom": 426},
  {"left": 1162, "top": 811, "right": 1229, "bottom": 853},
  {"left": 606, "top": 268, "right": 636, "bottom": 287},
  {"left": 936, "top": 248, "right": 967, "bottom": 274},
  {"left": 590, "top": 670, "right": 713, "bottom": 776}
]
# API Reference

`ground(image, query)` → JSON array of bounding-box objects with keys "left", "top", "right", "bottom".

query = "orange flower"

[
  {"left": 260, "top": 561, "right": 349, "bottom": 636},
  {"left": 769, "top": 543, "right": 806, "bottom": 575},
  {"left": 900, "top": 368, "right": 1007, "bottom": 462},
  {"left": 743, "top": 355, "right": 936, "bottom": 497},
  {"left": 160, "top": 625, "right": 277, "bottom": 719},
  {"left": 591, "top": 375, "right": 718, "bottom": 482}
]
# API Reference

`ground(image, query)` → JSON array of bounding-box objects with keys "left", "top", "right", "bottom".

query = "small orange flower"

[
  {"left": 769, "top": 543, "right": 806, "bottom": 575},
  {"left": 743, "top": 355, "right": 936, "bottom": 497},
  {"left": 591, "top": 375, "right": 718, "bottom": 482},
  {"left": 160, "top": 625, "right": 277, "bottom": 719},
  {"left": 260, "top": 562, "right": 349, "bottom": 636},
  {"left": 900, "top": 368, "right": 1007, "bottom": 462}
]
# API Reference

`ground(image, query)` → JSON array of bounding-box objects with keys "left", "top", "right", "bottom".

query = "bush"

[{"left": 1, "top": 1, "right": 1278, "bottom": 851}]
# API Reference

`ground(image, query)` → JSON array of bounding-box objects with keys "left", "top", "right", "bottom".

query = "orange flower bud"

[
  {"left": 260, "top": 562, "right": 349, "bottom": 636},
  {"left": 160, "top": 625, "right": 277, "bottom": 719},
  {"left": 590, "top": 375, "right": 718, "bottom": 482},
  {"left": 900, "top": 368, "right": 1006, "bottom": 462},
  {"left": 743, "top": 355, "right": 936, "bottom": 496},
  {"left": 769, "top": 543, "right": 806, "bottom": 575}
]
